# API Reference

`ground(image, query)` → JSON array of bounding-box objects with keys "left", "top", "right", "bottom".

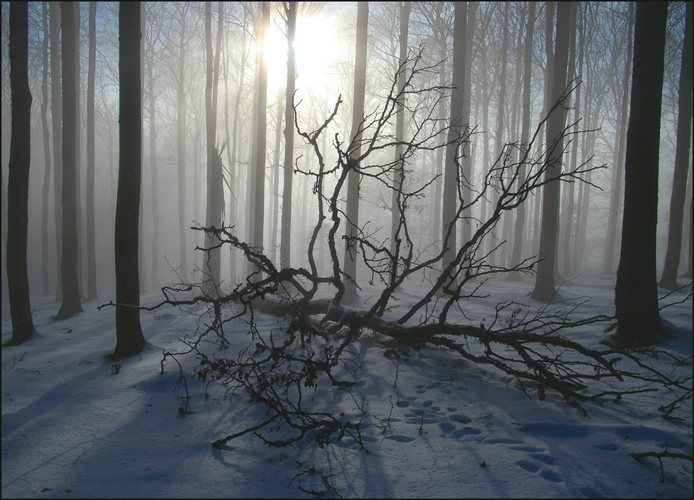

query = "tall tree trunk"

[
  {"left": 114, "top": 1, "right": 145, "bottom": 357},
  {"left": 271, "top": 96, "right": 283, "bottom": 264},
  {"left": 432, "top": 27, "right": 446, "bottom": 257},
  {"left": 203, "top": 1, "right": 225, "bottom": 295},
  {"left": 41, "top": 2, "right": 52, "bottom": 296},
  {"left": 389, "top": 0, "right": 410, "bottom": 286},
  {"left": 56, "top": 1, "right": 83, "bottom": 319},
  {"left": 6, "top": 1, "right": 35, "bottom": 345},
  {"left": 559, "top": 2, "right": 579, "bottom": 276},
  {"left": 491, "top": 3, "right": 509, "bottom": 267},
  {"left": 441, "top": 1, "right": 466, "bottom": 286},
  {"left": 531, "top": 1, "right": 571, "bottom": 302},
  {"left": 660, "top": 2, "right": 692, "bottom": 289},
  {"left": 229, "top": 7, "right": 249, "bottom": 282},
  {"left": 50, "top": 3, "right": 63, "bottom": 302},
  {"left": 280, "top": 1, "right": 297, "bottom": 270},
  {"left": 510, "top": 1, "right": 536, "bottom": 274},
  {"left": 251, "top": 1, "right": 270, "bottom": 275},
  {"left": 603, "top": 3, "right": 634, "bottom": 274},
  {"left": 614, "top": 2, "right": 667, "bottom": 345},
  {"left": 343, "top": 1, "right": 369, "bottom": 303},
  {"left": 176, "top": 5, "right": 188, "bottom": 282},
  {"left": 460, "top": 1, "right": 476, "bottom": 248},
  {"left": 85, "top": 1, "right": 97, "bottom": 300},
  {"left": 147, "top": 19, "right": 160, "bottom": 290}
]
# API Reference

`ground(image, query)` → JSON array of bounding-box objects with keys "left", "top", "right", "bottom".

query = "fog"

[{"left": 1, "top": 1, "right": 691, "bottom": 302}]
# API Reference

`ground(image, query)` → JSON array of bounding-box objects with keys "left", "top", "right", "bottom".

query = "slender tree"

[
  {"left": 252, "top": 1, "right": 270, "bottom": 274},
  {"left": 203, "top": 1, "right": 225, "bottom": 294},
  {"left": 389, "top": 1, "right": 410, "bottom": 285},
  {"left": 40, "top": 1, "right": 52, "bottom": 296},
  {"left": 280, "top": 1, "right": 297, "bottom": 270},
  {"left": 85, "top": 1, "right": 97, "bottom": 300},
  {"left": 531, "top": 2, "right": 571, "bottom": 302},
  {"left": 55, "top": 1, "right": 83, "bottom": 319},
  {"left": 614, "top": 2, "right": 668, "bottom": 345},
  {"left": 343, "top": 1, "right": 369, "bottom": 303},
  {"left": 441, "top": 1, "right": 466, "bottom": 285},
  {"left": 175, "top": 3, "right": 190, "bottom": 282},
  {"left": 114, "top": 1, "right": 145, "bottom": 357},
  {"left": 50, "top": 2, "right": 63, "bottom": 301},
  {"left": 6, "top": 1, "right": 35, "bottom": 345},
  {"left": 603, "top": 3, "right": 634, "bottom": 274},
  {"left": 509, "top": 1, "right": 536, "bottom": 274},
  {"left": 660, "top": 2, "right": 692, "bottom": 290}
]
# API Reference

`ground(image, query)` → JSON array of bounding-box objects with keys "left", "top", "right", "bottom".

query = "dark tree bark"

[
  {"left": 56, "top": 1, "right": 83, "bottom": 319},
  {"left": 614, "top": 2, "right": 667, "bottom": 345},
  {"left": 389, "top": 0, "right": 410, "bottom": 285},
  {"left": 203, "top": 1, "right": 225, "bottom": 295},
  {"left": 50, "top": 2, "right": 63, "bottom": 301},
  {"left": 604, "top": 3, "right": 634, "bottom": 274},
  {"left": 442, "top": 1, "right": 466, "bottom": 284},
  {"left": 280, "top": 1, "right": 297, "bottom": 270},
  {"left": 6, "top": 1, "right": 35, "bottom": 345},
  {"left": 175, "top": 3, "right": 189, "bottom": 283},
  {"left": 145, "top": 4, "right": 161, "bottom": 291},
  {"left": 85, "top": 1, "right": 97, "bottom": 300},
  {"left": 252, "top": 1, "right": 270, "bottom": 275},
  {"left": 114, "top": 1, "right": 145, "bottom": 357},
  {"left": 489, "top": 2, "right": 508, "bottom": 267},
  {"left": 531, "top": 2, "right": 571, "bottom": 303},
  {"left": 343, "top": 1, "right": 369, "bottom": 303},
  {"left": 40, "top": 1, "right": 51, "bottom": 296},
  {"left": 510, "top": 1, "right": 536, "bottom": 273},
  {"left": 660, "top": 2, "right": 692, "bottom": 290}
]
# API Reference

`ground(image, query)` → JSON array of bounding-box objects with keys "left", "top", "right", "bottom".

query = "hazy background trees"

[{"left": 0, "top": 2, "right": 690, "bottom": 337}]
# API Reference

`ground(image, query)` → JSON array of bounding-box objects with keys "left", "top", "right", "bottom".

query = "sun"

[{"left": 261, "top": 7, "right": 342, "bottom": 97}]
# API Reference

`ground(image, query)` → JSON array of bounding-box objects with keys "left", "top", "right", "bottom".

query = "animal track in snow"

[
  {"left": 508, "top": 443, "right": 562, "bottom": 483},
  {"left": 385, "top": 434, "right": 416, "bottom": 443}
]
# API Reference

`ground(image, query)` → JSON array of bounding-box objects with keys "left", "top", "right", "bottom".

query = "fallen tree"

[{"left": 106, "top": 50, "right": 691, "bottom": 473}]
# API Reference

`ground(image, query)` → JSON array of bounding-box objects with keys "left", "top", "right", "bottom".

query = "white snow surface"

[{"left": 2, "top": 275, "right": 692, "bottom": 498}]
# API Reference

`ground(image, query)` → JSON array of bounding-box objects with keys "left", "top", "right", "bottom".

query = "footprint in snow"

[
  {"left": 385, "top": 434, "right": 416, "bottom": 443},
  {"left": 516, "top": 459, "right": 540, "bottom": 473},
  {"left": 594, "top": 443, "right": 618, "bottom": 452},
  {"left": 511, "top": 445, "right": 562, "bottom": 483}
]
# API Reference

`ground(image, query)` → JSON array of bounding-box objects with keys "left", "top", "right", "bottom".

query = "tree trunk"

[
  {"left": 271, "top": 95, "right": 283, "bottom": 264},
  {"left": 86, "top": 1, "right": 97, "bottom": 300},
  {"left": 146, "top": 11, "right": 160, "bottom": 290},
  {"left": 251, "top": 1, "right": 270, "bottom": 275},
  {"left": 50, "top": 3, "right": 63, "bottom": 302},
  {"left": 491, "top": 3, "right": 509, "bottom": 267},
  {"left": 280, "top": 1, "right": 297, "bottom": 270},
  {"left": 389, "top": 0, "right": 410, "bottom": 286},
  {"left": 203, "top": 1, "right": 225, "bottom": 295},
  {"left": 442, "top": 1, "right": 466, "bottom": 286},
  {"left": 432, "top": 26, "right": 446, "bottom": 258},
  {"left": 343, "top": 1, "right": 369, "bottom": 303},
  {"left": 40, "top": 2, "right": 52, "bottom": 296},
  {"left": 531, "top": 1, "right": 571, "bottom": 303},
  {"left": 6, "top": 1, "right": 35, "bottom": 345},
  {"left": 176, "top": 5, "right": 188, "bottom": 282},
  {"left": 509, "top": 1, "right": 535, "bottom": 274},
  {"left": 56, "top": 1, "right": 83, "bottom": 319},
  {"left": 559, "top": 2, "right": 579, "bottom": 276},
  {"left": 660, "top": 2, "right": 692, "bottom": 289},
  {"left": 114, "top": 1, "right": 145, "bottom": 357},
  {"left": 603, "top": 3, "right": 634, "bottom": 275},
  {"left": 614, "top": 2, "right": 667, "bottom": 345}
]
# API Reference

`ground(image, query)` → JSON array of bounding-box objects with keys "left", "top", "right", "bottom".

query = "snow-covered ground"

[{"left": 2, "top": 274, "right": 692, "bottom": 498}]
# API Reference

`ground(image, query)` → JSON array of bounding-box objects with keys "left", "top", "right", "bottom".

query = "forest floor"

[{"left": 1, "top": 274, "right": 692, "bottom": 498}]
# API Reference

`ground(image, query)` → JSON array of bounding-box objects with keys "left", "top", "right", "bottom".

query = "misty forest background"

[{"left": 1, "top": 1, "right": 692, "bottom": 353}]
